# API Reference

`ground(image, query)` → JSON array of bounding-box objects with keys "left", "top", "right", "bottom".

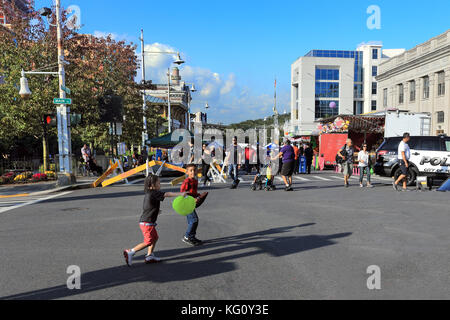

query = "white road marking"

[
  {"left": 294, "top": 176, "right": 310, "bottom": 181},
  {"left": 312, "top": 176, "right": 332, "bottom": 181},
  {"left": 0, "top": 191, "right": 73, "bottom": 214}
]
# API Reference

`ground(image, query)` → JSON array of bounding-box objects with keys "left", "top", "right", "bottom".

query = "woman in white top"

[{"left": 358, "top": 144, "right": 373, "bottom": 188}]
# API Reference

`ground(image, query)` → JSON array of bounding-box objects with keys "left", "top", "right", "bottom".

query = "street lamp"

[
  {"left": 183, "top": 82, "right": 197, "bottom": 131},
  {"left": 140, "top": 30, "right": 187, "bottom": 141}
]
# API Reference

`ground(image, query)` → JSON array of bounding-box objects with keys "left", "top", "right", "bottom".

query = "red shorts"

[{"left": 139, "top": 223, "right": 159, "bottom": 245}]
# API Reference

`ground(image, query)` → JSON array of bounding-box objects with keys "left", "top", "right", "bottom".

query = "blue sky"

[{"left": 36, "top": 0, "right": 450, "bottom": 124}]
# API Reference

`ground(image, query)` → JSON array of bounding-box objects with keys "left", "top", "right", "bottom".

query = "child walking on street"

[
  {"left": 123, "top": 175, "right": 186, "bottom": 266},
  {"left": 181, "top": 164, "right": 207, "bottom": 246}
]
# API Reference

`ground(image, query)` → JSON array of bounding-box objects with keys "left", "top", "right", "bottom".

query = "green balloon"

[{"left": 172, "top": 196, "right": 196, "bottom": 216}]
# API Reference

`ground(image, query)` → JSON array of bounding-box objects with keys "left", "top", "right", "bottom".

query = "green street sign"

[
  {"left": 61, "top": 86, "right": 71, "bottom": 95},
  {"left": 53, "top": 98, "right": 72, "bottom": 105}
]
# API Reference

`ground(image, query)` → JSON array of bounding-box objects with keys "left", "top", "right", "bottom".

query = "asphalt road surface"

[{"left": 0, "top": 171, "right": 449, "bottom": 300}]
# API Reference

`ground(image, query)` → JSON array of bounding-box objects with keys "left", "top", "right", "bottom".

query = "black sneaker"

[
  {"left": 191, "top": 237, "right": 203, "bottom": 245},
  {"left": 182, "top": 236, "right": 197, "bottom": 246}
]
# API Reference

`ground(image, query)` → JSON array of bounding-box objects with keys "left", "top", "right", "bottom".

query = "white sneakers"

[
  {"left": 145, "top": 254, "right": 162, "bottom": 264},
  {"left": 123, "top": 249, "right": 134, "bottom": 267},
  {"left": 124, "top": 250, "right": 162, "bottom": 266}
]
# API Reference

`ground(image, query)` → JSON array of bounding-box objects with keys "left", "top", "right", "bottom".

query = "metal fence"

[{"left": 0, "top": 157, "right": 44, "bottom": 175}]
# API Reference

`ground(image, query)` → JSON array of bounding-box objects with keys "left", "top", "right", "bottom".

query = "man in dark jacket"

[{"left": 304, "top": 143, "right": 314, "bottom": 174}]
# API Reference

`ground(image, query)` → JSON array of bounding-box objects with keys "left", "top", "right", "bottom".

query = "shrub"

[
  {"left": 45, "top": 171, "right": 56, "bottom": 179},
  {"left": 32, "top": 173, "right": 48, "bottom": 181},
  {"left": 14, "top": 174, "right": 28, "bottom": 182}
]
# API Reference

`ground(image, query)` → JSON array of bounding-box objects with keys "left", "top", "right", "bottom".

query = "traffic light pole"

[{"left": 55, "top": 0, "right": 74, "bottom": 182}]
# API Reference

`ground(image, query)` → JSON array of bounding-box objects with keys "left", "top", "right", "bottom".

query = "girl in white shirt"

[{"left": 358, "top": 144, "right": 373, "bottom": 188}]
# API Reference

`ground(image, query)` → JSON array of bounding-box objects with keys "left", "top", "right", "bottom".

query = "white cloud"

[
  {"left": 92, "top": 31, "right": 136, "bottom": 43},
  {"left": 134, "top": 42, "right": 290, "bottom": 124}
]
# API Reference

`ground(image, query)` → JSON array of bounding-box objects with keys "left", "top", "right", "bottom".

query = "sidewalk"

[{"left": 0, "top": 176, "right": 96, "bottom": 197}]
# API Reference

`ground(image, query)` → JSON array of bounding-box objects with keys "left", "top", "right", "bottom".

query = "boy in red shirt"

[{"left": 181, "top": 164, "right": 207, "bottom": 246}]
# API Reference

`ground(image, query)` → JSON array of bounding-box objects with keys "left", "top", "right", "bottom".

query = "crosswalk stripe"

[
  {"left": 0, "top": 191, "right": 73, "bottom": 214},
  {"left": 312, "top": 176, "right": 332, "bottom": 181},
  {"left": 294, "top": 176, "right": 310, "bottom": 181}
]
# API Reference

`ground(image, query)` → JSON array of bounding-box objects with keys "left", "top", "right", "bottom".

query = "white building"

[
  {"left": 291, "top": 44, "right": 405, "bottom": 135},
  {"left": 376, "top": 30, "right": 450, "bottom": 136}
]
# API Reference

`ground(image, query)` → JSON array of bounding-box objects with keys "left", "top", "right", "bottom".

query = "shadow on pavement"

[{"left": 1, "top": 224, "right": 351, "bottom": 300}]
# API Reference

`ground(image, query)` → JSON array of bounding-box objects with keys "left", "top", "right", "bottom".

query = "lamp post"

[
  {"left": 140, "top": 30, "right": 185, "bottom": 138},
  {"left": 20, "top": 0, "right": 74, "bottom": 184},
  {"left": 182, "top": 82, "right": 197, "bottom": 131}
]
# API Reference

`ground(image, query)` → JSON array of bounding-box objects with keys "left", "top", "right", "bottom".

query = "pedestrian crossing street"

[
  {"left": 158, "top": 173, "right": 393, "bottom": 186},
  {"left": 0, "top": 191, "right": 72, "bottom": 214}
]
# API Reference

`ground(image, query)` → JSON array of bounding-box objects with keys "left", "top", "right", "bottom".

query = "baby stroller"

[{"left": 251, "top": 164, "right": 276, "bottom": 191}]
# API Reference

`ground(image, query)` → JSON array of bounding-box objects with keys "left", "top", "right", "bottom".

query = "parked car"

[{"left": 374, "top": 135, "right": 450, "bottom": 185}]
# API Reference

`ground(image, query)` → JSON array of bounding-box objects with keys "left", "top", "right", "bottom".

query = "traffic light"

[
  {"left": 98, "top": 92, "right": 123, "bottom": 123},
  {"left": 70, "top": 114, "right": 82, "bottom": 126},
  {"left": 44, "top": 114, "right": 57, "bottom": 127}
]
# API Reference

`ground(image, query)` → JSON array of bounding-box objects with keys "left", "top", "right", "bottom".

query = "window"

[
  {"left": 315, "top": 100, "right": 339, "bottom": 119},
  {"left": 423, "top": 76, "right": 430, "bottom": 99},
  {"left": 315, "top": 82, "right": 339, "bottom": 98},
  {"left": 372, "top": 49, "right": 378, "bottom": 59},
  {"left": 354, "top": 101, "right": 363, "bottom": 115},
  {"left": 372, "top": 66, "right": 378, "bottom": 77},
  {"left": 419, "top": 139, "right": 441, "bottom": 151},
  {"left": 409, "top": 80, "right": 416, "bottom": 102},
  {"left": 444, "top": 139, "right": 450, "bottom": 152},
  {"left": 315, "top": 68, "right": 339, "bottom": 81},
  {"left": 372, "top": 82, "right": 377, "bottom": 95},
  {"left": 437, "top": 111, "right": 444, "bottom": 123},
  {"left": 398, "top": 84, "right": 404, "bottom": 104},
  {"left": 438, "top": 71, "right": 445, "bottom": 96},
  {"left": 371, "top": 100, "right": 377, "bottom": 111},
  {"left": 383, "top": 88, "right": 388, "bottom": 107},
  {"left": 354, "top": 84, "right": 363, "bottom": 99}
]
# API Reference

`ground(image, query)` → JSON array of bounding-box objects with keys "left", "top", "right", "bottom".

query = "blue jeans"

[
  {"left": 228, "top": 164, "right": 239, "bottom": 183},
  {"left": 185, "top": 210, "right": 199, "bottom": 239},
  {"left": 359, "top": 166, "right": 371, "bottom": 184}
]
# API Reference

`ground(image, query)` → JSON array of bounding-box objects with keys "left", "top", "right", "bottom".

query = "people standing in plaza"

[
  {"left": 245, "top": 145, "right": 250, "bottom": 174},
  {"left": 276, "top": 139, "right": 295, "bottom": 191},
  {"left": 181, "top": 164, "right": 204, "bottom": 246},
  {"left": 304, "top": 143, "right": 314, "bottom": 174},
  {"left": 337, "top": 139, "right": 355, "bottom": 188},
  {"left": 226, "top": 136, "right": 243, "bottom": 189},
  {"left": 293, "top": 143, "right": 300, "bottom": 174},
  {"left": 393, "top": 132, "right": 411, "bottom": 191},
  {"left": 358, "top": 143, "right": 373, "bottom": 188},
  {"left": 123, "top": 175, "right": 186, "bottom": 266},
  {"left": 201, "top": 143, "right": 212, "bottom": 186}
]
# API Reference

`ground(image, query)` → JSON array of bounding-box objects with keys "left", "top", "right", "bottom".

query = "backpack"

[{"left": 335, "top": 145, "right": 347, "bottom": 164}]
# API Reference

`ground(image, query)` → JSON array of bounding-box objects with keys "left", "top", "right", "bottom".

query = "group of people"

[{"left": 337, "top": 139, "right": 374, "bottom": 188}]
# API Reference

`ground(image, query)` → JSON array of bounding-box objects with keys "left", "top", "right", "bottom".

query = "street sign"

[
  {"left": 61, "top": 86, "right": 71, "bottom": 95},
  {"left": 53, "top": 98, "right": 72, "bottom": 105}
]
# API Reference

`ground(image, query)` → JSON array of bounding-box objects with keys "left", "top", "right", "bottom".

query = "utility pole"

[
  {"left": 55, "top": 0, "right": 73, "bottom": 179},
  {"left": 167, "top": 68, "right": 172, "bottom": 133},
  {"left": 140, "top": 29, "right": 147, "bottom": 146}
]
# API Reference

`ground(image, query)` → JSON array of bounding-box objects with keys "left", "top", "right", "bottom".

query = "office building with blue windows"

[{"left": 291, "top": 43, "right": 405, "bottom": 135}]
